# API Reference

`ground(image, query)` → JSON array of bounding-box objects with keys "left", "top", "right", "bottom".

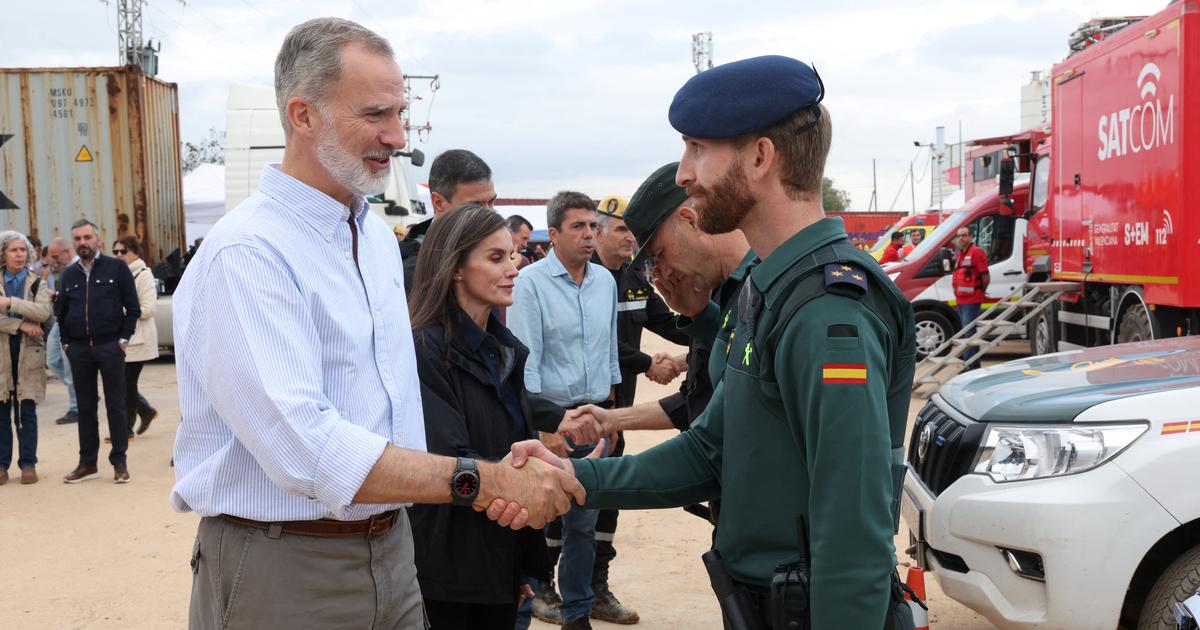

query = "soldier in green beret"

[{"left": 496, "top": 55, "right": 916, "bottom": 629}]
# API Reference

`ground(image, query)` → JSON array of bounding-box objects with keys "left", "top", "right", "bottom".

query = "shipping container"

[{"left": 0, "top": 65, "right": 184, "bottom": 264}]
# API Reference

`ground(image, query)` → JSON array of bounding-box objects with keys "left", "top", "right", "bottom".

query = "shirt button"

[
  {"left": 345, "top": 252, "right": 352, "bottom": 259},
  {"left": 324, "top": 229, "right": 333, "bottom": 238}
]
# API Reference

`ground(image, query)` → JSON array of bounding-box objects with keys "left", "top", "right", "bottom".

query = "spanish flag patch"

[{"left": 823, "top": 363, "right": 867, "bottom": 384}]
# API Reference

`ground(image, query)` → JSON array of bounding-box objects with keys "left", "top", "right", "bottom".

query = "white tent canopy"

[{"left": 183, "top": 163, "right": 225, "bottom": 245}]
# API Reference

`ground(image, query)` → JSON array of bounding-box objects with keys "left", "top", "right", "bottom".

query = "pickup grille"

[{"left": 907, "top": 401, "right": 985, "bottom": 496}]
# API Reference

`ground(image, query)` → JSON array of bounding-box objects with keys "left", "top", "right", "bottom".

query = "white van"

[{"left": 224, "top": 83, "right": 428, "bottom": 227}]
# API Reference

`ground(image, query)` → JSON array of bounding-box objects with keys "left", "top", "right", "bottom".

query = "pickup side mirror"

[{"left": 916, "top": 247, "right": 955, "bottom": 279}]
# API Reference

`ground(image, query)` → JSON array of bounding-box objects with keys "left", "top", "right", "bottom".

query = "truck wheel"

[
  {"left": 1029, "top": 305, "right": 1057, "bottom": 356},
  {"left": 1117, "top": 300, "right": 1155, "bottom": 344},
  {"left": 1136, "top": 544, "right": 1200, "bottom": 629},
  {"left": 914, "top": 310, "right": 955, "bottom": 359}
]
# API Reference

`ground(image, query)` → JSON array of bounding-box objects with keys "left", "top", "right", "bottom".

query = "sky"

[{"left": 0, "top": 0, "right": 1173, "bottom": 211}]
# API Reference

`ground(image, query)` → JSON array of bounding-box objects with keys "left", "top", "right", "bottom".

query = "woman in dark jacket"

[{"left": 408, "top": 204, "right": 576, "bottom": 629}]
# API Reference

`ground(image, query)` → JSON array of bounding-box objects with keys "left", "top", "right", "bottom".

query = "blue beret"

[{"left": 669, "top": 55, "right": 824, "bottom": 139}]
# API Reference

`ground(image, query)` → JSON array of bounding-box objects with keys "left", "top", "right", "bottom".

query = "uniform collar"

[
  {"left": 750, "top": 217, "right": 848, "bottom": 292},
  {"left": 729, "top": 249, "right": 757, "bottom": 282},
  {"left": 258, "top": 164, "right": 369, "bottom": 242}
]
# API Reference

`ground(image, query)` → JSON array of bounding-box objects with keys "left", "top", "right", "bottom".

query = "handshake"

[
  {"left": 474, "top": 438, "right": 605, "bottom": 530},
  {"left": 647, "top": 352, "right": 686, "bottom": 385}
]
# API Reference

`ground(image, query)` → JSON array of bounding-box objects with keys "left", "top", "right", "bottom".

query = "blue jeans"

[
  {"left": 958, "top": 302, "right": 983, "bottom": 367},
  {"left": 46, "top": 323, "right": 77, "bottom": 413},
  {"left": 0, "top": 398, "right": 38, "bottom": 469},
  {"left": 556, "top": 443, "right": 600, "bottom": 623},
  {"left": 513, "top": 577, "right": 535, "bottom": 630}
]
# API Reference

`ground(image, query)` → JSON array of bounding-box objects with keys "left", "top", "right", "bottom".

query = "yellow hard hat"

[{"left": 597, "top": 195, "right": 630, "bottom": 219}]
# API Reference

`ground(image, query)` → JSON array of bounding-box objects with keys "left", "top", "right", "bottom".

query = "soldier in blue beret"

[{"left": 503, "top": 55, "right": 919, "bottom": 629}]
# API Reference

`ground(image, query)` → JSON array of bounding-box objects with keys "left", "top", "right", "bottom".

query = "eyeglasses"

[{"left": 112, "top": 248, "right": 127, "bottom": 254}]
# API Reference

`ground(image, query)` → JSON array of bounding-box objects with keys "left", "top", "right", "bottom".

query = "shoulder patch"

[{"left": 823, "top": 263, "right": 868, "bottom": 293}]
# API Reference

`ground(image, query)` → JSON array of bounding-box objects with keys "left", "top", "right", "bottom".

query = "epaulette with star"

[{"left": 822, "top": 263, "right": 868, "bottom": 295}]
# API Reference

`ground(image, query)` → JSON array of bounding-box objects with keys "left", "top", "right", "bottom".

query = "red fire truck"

[{"left": 1008, "top": 1, "right": 1200, "bottom": 354}]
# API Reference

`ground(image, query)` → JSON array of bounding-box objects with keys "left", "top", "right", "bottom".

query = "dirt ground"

[{"left": 0, "top": 337, "right": 1026, "bottom": 629}]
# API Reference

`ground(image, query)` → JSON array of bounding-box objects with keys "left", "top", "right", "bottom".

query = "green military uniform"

[
  {"left": 677, "top": 250, "right": 757, "bottom": 386},
  {"left": 575, "top": 218, "right": 916, "bottom": 628}
]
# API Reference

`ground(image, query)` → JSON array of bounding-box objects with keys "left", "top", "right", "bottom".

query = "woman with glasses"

[
  {"left": 112, "top": 236, "right": 159, "bottom": 440},
  {"left": 0, "top": 231, "right": 52, "bottom": 485},
  {"left": 406, "top": 204, "right": 575, "bottom": 629}
]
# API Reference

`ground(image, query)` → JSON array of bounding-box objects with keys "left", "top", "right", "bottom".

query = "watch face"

[{"left": 453, "top": 471, "right": 479, "bottom": 499}]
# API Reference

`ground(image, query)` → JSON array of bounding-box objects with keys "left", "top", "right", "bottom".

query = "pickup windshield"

[{"left": 904, "top": 211, "right": 970, "bottom": 262}]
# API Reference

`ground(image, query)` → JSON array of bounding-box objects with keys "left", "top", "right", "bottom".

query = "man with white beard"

[{"left": 170, "top": 18, "right": 586, "bottom": 629}]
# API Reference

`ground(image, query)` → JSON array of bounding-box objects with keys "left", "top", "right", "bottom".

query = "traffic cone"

[{"left": 905, "top": 566, "right": 929, "bottom": 630}]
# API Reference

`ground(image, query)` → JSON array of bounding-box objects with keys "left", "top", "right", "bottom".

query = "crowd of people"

[
  {"left": 0, "top": 223, "right": 161, "bottom": 486},
  {"left": 9, "top": 15, "right": 926, "bottom": 630}
]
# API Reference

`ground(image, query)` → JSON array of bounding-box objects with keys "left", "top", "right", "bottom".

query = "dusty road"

[{"left": 0, "top": 337, "right": 1022, "bottom": 629}]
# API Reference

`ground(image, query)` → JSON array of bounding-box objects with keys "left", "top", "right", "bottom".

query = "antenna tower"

[{"left": 692, "top": 32, "right": 713, "bottom": 74}]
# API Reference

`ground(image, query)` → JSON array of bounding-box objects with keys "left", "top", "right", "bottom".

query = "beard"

[
  {"left": 315, "top": 119, "right": 391, "bottom": 198},
  {"left": 76, "top": 245, "right": 95, "bottom": 261},
  {"left": 690, "top": 161, "right": 755, "bottom": 235}
]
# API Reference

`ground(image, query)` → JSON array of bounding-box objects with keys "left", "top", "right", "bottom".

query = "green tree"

[
  {"left": 181, "top": 128, "right": 225, "bottom": 174},
  {"left": 822, "top": 176, "right": 851, "bottom": 213}
]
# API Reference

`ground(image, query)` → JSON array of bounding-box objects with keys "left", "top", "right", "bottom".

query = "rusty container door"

[{"left": 0, "top": 66, "right": 183, "bottom": 265}]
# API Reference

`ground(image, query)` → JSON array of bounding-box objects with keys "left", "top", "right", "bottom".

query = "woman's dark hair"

[
  {"left": 113, "top": 235, "right": 143, "bottom": 257},
  {"left": 408, "top": 204, "right": 507, "bottom": 332}
]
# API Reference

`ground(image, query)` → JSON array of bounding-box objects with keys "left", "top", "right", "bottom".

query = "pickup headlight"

[{"left": 973, "top": 423, "right": 1147, "bottom": 482}]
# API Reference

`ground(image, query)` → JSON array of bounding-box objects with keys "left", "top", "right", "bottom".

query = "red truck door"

[{"left": 1054, "top": 72, "right": 1085, "bottom": 276}]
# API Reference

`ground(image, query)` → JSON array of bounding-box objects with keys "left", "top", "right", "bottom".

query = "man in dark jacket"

[
  {"left": 56, "top": 219, "right": 140, "bottom": 484},
  {"left": 399, "top": 149, "right": 497, "bottom": 291},
  {"left": 586, "top": 194, "right": 692, "bottom": 625}
]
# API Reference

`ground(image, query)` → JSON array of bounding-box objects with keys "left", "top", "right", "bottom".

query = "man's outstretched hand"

[
  {"left": 473, "top": 447, "right": 590, "bottom": 530},
  {"left": 479, "top": 438, "right": 607, "bottom": 528}
]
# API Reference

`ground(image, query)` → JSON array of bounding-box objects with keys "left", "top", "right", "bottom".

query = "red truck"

[{"left": 1009, "top": 1, "right": 1200, "bottom": 355}]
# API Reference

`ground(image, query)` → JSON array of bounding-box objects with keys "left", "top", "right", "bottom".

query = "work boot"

[
  {"left": 55, "top": 410, "right": 78, "bottom": 425},
  {"left": 532, "top": 579, "right": 564, "bottom": 624},
  {"left": 562, "top": 616, "right": 592, "bottom": 630},
  {"left": 591, "top": 583, "right": 640, "bottom": 624},
  {"left": 0, "top": 469, "right": 7, "bottom": 485},
  {"left": 136, "top": 398, "right": 158, "bottom": 435},
  {"left": 20, "top": 466, "right": 37, "bottom": 485}
]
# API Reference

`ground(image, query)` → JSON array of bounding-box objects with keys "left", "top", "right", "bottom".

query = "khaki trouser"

[{"left": 189, "top": 511, "right": 427, "bottom": 629}]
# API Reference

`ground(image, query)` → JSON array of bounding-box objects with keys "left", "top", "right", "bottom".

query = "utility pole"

[
  {"left": 692, "top": 32, "right": 713, "bottom": 74},
  {"left": 116, "top": 0, "right": 144, "bottom": 66},
  {"left": 910, "top": 162, "right": 916, "bottom": 214},
  {"left": 868, "top": 159, "right": 878, "bottom": 212},
  {"left": 402, "top": 74, "right": 440, "bottom": 145},
  {"left": 106, "top": 0, "right": 180, "bottom": 75}
]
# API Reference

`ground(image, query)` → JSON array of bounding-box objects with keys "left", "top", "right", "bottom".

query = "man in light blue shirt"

[
  {"left": 507, "top": 191, "right": 620, "bottom": 630},
  {"left": 171, "top": 18, "right": 585, "bottom": 630}
]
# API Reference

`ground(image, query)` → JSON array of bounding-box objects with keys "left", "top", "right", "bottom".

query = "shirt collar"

[
  {"left": 456, "top": 307, "right": 491, "bottom": 353},
  {"left": 3, "top": 267, "right": 27, "bottom": 284},
  {"left": 750, "top": 217, "right": 848, "bottom": 292},
  {"left": 454, "top": 306, "right": 519, "bottom": 353},
  {"left": 258, "top": 164, "right": 370, "bottom": 241},
  {"left": 547, "top": 247, "right": 591, "bottom": 283}
]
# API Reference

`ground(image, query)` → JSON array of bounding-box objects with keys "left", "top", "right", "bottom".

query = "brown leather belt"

[{"left": 218, "top": 509, "right": 400, "bottom": 539}]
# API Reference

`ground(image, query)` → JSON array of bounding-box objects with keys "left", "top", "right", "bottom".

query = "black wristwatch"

[{"left": 450, "top": 457, "right": 480, "bottom": 507}]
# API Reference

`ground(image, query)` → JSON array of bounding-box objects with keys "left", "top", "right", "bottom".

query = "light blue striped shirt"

[
  {"left": 507, "top": 248, "right": 621, "bottom": 407},
  {"left": 171, "top": 165, "right": 426, "bottom": 521}
]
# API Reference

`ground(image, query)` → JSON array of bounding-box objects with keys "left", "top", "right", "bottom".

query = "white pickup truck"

[{"left": 902, "top": 336, "right": 1200, "bottom": 629}]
